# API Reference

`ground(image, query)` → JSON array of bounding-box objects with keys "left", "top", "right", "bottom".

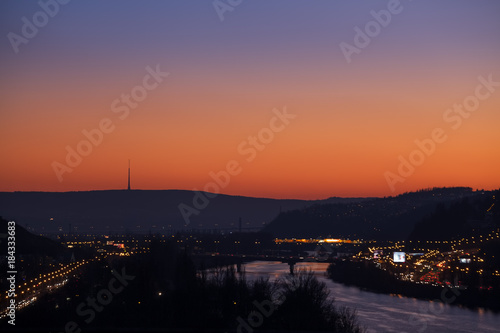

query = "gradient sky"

[{"left": 1, "top": 0, "right": 499, "bottom": 199}]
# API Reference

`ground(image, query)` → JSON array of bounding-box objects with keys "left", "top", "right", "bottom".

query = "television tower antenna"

[{"left": 127, "top": 160, "right": 131, "bottom": 190}]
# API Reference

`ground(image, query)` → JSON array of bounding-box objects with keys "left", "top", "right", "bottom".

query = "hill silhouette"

[
  {"left": 0, "top": 190, "right": 365, "bottom": 234},
  {"left": 409, "top": 189, "right": 500, "bottom": 240},
  {"left": 0, "top": 217, "right": 65, "bottom": 256},
  {"left": 263, "top": 187, "right": 483, "bottom": 240}
]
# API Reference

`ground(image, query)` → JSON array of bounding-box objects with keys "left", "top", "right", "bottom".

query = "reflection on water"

[{"left": 242, "top": 261, "right": 500, "bottom": 333}]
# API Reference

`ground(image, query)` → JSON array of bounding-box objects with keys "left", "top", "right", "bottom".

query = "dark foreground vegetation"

[
  {"left": 3, "top": 240, "right": 364, "bottom": 333},
  {"left": 327, "top": 259, "right": 500, "bottom": 312}
]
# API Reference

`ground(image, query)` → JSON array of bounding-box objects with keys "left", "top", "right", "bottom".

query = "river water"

[{"left": 241, "top": 261, "right": 500, "bottom": 333}]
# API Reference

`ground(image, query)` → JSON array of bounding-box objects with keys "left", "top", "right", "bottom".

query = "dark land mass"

[
  {"left": 263, "top": 187, "right": 484, "bottom": 240},
  {"left": 0, "top": 190, "right": 365, "bottom": 234},
  {"left": 409, "top": 189, "right": 500, "bottom": 240},
  {"left": 0, "top": 217, "right": 65, "bottom": 257}
]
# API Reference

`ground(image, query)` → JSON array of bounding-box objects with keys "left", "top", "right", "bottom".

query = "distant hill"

[
  {"left": 0, "top": 190, "right": 366, "bottom": 234},
  {"left": 0, "top": 217, "right": 65, "bottom": 256},
  {"left": 409, "top": 190, "right": 500, "bottom": 240},
  {"left": 263, "top": 187, "right": 482, "bottom": 240}
]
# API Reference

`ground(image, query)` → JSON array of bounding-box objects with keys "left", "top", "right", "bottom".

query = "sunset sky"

[{"left": 1, "top": 0, "right": 499, "bottom": 199}]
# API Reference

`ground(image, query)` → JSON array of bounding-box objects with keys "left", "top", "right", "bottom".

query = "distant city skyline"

[{"left": 1, "top": 0, "right": 499, "bottom": 199}]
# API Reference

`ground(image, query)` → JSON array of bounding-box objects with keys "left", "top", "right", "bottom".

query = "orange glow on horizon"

[{"left": 1, "top": 4, "right": 499, "bottom": 199}]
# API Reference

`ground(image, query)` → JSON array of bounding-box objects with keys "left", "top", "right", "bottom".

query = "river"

[{"left": 241, "top": 261, "right": 500, "bottom": 333}]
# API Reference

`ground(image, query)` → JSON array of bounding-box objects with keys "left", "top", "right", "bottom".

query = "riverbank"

[{"left": 327, "top": 259, "right": 500, "bottom": 313}]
